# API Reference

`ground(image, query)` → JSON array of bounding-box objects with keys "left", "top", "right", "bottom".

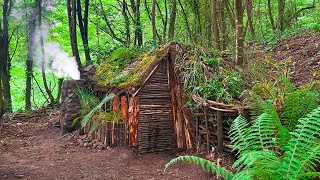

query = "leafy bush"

[
  {"left": 165, "top": 80, "right": 320, "bottom": 180},
  {"left": 194, "top": 72, "right": 243, "bottom": 103},
  {"left": 81, "top": 93, "right": 115, "bottom": 133},
  {"left": 166, "top": 106, "right": 320, "bottom": 180}
]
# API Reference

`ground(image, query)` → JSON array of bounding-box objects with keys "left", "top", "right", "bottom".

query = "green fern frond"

[
  {"left": 281, "top": 107, "right": 320, "bottom": 180},
  {"left": 89, "top": 120, "right": 100, "bottom": 134},
  {"left": 165, "top": 156, "right": 234, "bottom": 180},
  {"left": 229, "top": 115, "right": 250, "bottom": 153},
  {"left": 81, "top": 93, "right": 115, "bottom": 128},
  {"left": 281, "top": 80, "right": 319, "bottom": 131},
  {"left": 245, "top": 113, "right": 278, "bottom": 151}
]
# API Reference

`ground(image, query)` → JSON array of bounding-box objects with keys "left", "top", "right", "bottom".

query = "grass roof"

[{"left": 95, "top": 45, "right": 167, "bottom": 88}]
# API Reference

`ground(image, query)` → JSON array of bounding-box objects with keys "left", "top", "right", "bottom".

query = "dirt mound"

[{"left": 272, "top": 31, "right": 320, "bottom": 85}]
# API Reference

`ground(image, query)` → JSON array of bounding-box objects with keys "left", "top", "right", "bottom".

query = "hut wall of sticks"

[
  {"left": 192, "top": 95, "right": 250, "bottom": 154},
  {"left": 85, "top": 43, "right": 194, "bottom": 153},
  {"left": 61, "top": 43, "right": 250, "bottom": 154}
]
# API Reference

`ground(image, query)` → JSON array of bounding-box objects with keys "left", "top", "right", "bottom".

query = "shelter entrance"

[{"left": 136, "top": 59, "right": 175, "bottom": 153}]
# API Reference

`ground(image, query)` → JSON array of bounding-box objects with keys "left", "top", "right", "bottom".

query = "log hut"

[{"left": 92, "top": 43, "right": 194, "bottom": 153}]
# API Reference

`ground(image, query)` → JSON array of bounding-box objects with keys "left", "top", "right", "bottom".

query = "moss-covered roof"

[{"left": 95, "top": 45, "right": 168, "bottom": 90}]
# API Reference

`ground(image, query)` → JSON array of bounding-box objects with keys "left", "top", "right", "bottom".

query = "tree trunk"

[
  {"left": 0, "top": 77, "right": 4, "bottom": 117},
  {"left": 56, "top": 78, "right": 64, "bottom": 102},
  {"left": 235, "top": 0, "right": 244, "bottom": 65},
  {"left": 220, "top": 0, "right": 227, "bottom": 50},
  {"left": 38, "top": 0, "right": 55, "bottom": 108},
  {"left": 211, "top": 0, "right": 220, "bottom": 50},
  {"left": 0, "top": 0, "right": 12, "bottom": 112},
  {"left": 77, "top": 0, "right": 92, "bottom": 65},
  {"left": 100, "top": 0, "right": 126, "bottom": 44},
  {"left": 177, "top": 0, "right": 193, "bottom": 42},
  {"left": 246, "top": 0, "right": 255, "bottom": 39},
  {"left": 267, "top": 0, "right": 276, "bottom": 30},
  {"left": 24, "top": 0, "right": 37, "bottom": 111},
  {"left": 163, "top": 0, "right": 168, "bottom": 40},
  {"left": 151, "top": 0, "right": 157, "bottom": 40},
  {"left": 168, "top": 0, "right": 177, "bottom": 40},
  {"left": 67, "top": 0, "right": 82, "bottom": 74},
  {"left": 136, "top": 0, "right": 143, "bottom": 46},
  {"left": 121, "top": 0, "right": 130, "bottom": 44},
  {"left": 278, "top": 0, "right": 285, "bottom": 31},
  {"left": 130, "top": 0, "right": 143, "bottom": 46},
  {"left": 225, "top": 0, "right": 236, "bottom": 29}
]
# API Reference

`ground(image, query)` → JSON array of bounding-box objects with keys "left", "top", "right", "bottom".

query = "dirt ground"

[
  {"left": 0, "top": 111, "right": 231, "bottom": 180},
  {"left": 272, "top": 31, "right": 320, "bottom": 85}
]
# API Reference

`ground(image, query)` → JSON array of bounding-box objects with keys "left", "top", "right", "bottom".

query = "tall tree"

[
  {"left": 25, "top": 0, "right": 37, "bottom": 111},
  {"left": 278, "top": 0, "right": 285, "bottom": 31},
  {"left": 168, "top": 0, "right": 177, "bottom": 40},
  {"left": 267, "top": 0, "right": 276, "bottom": 30},
  {"left": 99, "top": 0, "right": 126, "bottom": 44},
  {"left": 235, "top": 0, "right": 244, "bottom": 65},
  {"left": 211, "top": 0, "right": 220, "bottom": 50},
  {"left": 246, "top": 0, "right": 255, "bottom": 39},
  {"left": 38, "top": 0, "right": 55, "bottom": 108},
  {"left": 130, "top": 0, "right": 143, "bottom": 46},
  {"left": 0, "top": 0, "right": 12, "bottom": 112},
  {"left": 151, "top": 0, "right": 157, "bottom": 40},
  {"left": 67, "top": 0, "right": 82, "bottom": 73},
  {"left": 77, "top": 0, "right": 92, "bottom": 65},
  {"left": 177, "top": 0, "right": 193, "bottom": 42},
  {"left": 0, "top": 77, "right": 4, "bottom": 118},
  {"left": 219, "top": 0, "right": 227, "bottom": 50}
]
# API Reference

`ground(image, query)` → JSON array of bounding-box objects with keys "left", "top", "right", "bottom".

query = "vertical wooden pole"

[
  {"left": 129, "top": 97, "right": 139, "bottom": 147},
  {"left": 217, "top": 111, "right": 223, "bottom": 153},
  {"left": 204, "top": 107, "right": 210, "bottom": 154},
  {"left": 121, "top": 96, "right": 129, "bottom": 122},
  {"left": 195, "top": 114, "right": 199, "bottom": 149}
]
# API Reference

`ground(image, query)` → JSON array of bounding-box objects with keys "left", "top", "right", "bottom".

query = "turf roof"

[{"left": 95, "top": 45, "right": 167, "bottom": 88}]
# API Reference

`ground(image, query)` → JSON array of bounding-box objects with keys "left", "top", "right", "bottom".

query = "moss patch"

[{"left": 96, "top": 46, "right": 166, "bottom": 88}]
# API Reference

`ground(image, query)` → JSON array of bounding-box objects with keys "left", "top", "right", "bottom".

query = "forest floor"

[
  {"left": 0, "top": 109, "right": 233, "bottom": 180},
  {"left": 247, "top": 31, "right": 320, "bottom": 86}
]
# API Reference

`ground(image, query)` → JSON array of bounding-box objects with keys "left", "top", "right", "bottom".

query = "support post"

[
  {"left": 205, "top": 107, "right": 210, "bottom": 154},
  {"left": 217, "top": 111, "right": 223, "bottom": 153}
]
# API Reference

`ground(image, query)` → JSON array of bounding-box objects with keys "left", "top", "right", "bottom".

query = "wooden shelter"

[{"left": 92, "top": 44, "right": 194, "bottom": 153}]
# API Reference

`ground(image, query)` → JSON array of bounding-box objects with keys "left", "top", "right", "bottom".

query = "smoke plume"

[{"left": 34, "top": 24, "right": 80, "bottom": 80}]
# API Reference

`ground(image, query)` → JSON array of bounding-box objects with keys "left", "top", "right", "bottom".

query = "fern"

[
  {"left": 280, "top": 107, "right": 320, "bottom": 180},
  {"left": 245, "top": 113, "right": 278, "bottom": 151},
  {"left": 232, "top": 150, "right": 282, "bottom": 179},
  {"left": 229, "top": 115, "right": 250, "bottom": 153},
  {"left": 81, "top": 93, "right": 115, "bottom": 129},
  {"left": 165, "top": 156, "right": 234, "bottom": 180}
]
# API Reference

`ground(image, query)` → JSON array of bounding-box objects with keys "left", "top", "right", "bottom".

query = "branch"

[{"left": 99, "top": 0, "right": 126, "bottom": 44}]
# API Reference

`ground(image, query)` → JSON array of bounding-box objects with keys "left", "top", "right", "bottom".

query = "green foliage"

[
  {"left": 166, "top": 77, "right": 319, "bottom": 179},
  {"left": 77, "top": 88, "right": 100, "bottom": 116},
  {"left": 81, "top": 93, "right": 115, "bottom": 129},
  {"left": 165, "top": 156, "right": 234, "bottom": 180},
  {"left": 194, "top": 71, "right": 243, "bottom": 103},
  {"left": 166, "top": 106, "right": 320, "bottom": 180}
]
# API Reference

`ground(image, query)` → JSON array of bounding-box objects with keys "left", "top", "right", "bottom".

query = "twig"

[{"left": 32, "top": 74, "right": 50, "bottom": 104}]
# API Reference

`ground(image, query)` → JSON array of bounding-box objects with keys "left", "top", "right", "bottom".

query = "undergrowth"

[{"left": 165, "top": 80, "right": 320, "bottom": 180}]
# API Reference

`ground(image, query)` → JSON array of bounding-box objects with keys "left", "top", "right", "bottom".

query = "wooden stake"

[
  {"left": 217, "top": 111, "right": 223, "bottom": 153},
  {"left": 205, "top": 107, "right": 210, "bottom": 154}
]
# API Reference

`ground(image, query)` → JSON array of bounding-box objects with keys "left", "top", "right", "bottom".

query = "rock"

[
  {"left": 83, "top": 142, "right": 89, "bottom": 147},
  {"left": 97, "top": 145, "right": 105, "bottom": 150},
  {"left": 79, "top": 141, "right": 84, "bottom": 147}
]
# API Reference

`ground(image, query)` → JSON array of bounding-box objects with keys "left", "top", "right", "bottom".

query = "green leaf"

[{"left": 81, "top": 93, "right": 115, "bottom": 128}]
